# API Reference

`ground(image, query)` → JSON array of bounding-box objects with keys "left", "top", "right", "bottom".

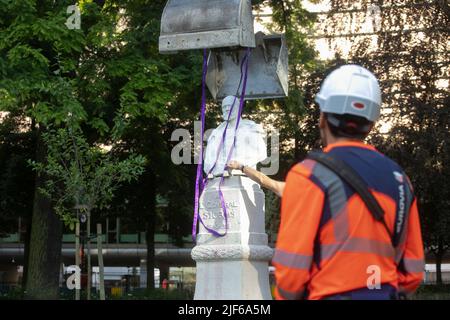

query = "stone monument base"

[{"left": 192, "top": 175, "right": 273, "bottom": 300}]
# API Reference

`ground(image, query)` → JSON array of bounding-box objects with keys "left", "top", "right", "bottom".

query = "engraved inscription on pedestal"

[{"left": 200, "top": 193, "right": 240, "bottom": 232}]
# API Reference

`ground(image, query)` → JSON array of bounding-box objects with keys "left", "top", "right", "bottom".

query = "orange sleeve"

[
  {"left": 273, "top": 164, "right": 324, "bottom": 300},
  {"left": 398, "top": 198, "right": 425, "bottom": 294}
]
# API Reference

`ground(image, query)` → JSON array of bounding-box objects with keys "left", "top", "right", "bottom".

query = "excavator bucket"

[
  {"left": 159, "top": 0, "right": 256, "bottom": 53},
  {"left": 206, "top": 32, "right": 289, "bottom": 100}
]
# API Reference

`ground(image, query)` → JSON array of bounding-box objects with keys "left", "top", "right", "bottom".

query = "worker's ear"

[
  {"left": 319, "top": 113, "right": 327, "bottom": 129},
  {"left": 318, "top": 112, "right": 329, "bottom": 148}
]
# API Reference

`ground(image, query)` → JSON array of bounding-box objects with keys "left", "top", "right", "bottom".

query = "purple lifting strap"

[{"left": 192, "top": 48, "right": 251, "bottom": 242}]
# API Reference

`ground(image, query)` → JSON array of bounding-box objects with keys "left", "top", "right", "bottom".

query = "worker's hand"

[{"left": 227, "top": 160, "right": 243, "bottom": 170}]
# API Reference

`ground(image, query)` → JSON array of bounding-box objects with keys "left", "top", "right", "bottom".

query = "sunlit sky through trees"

[{"left": 255, "top": 0, "right": 448, "bottom": 135}]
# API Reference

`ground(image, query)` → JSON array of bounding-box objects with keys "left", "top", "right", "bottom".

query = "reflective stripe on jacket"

[{"left": 273, "top": 141, "right": 425, "bottom": 300}]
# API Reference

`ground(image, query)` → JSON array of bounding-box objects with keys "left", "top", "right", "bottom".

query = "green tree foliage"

[
  {"left": 251, "top": 0, "right": 322, "bottom": 174},
  {"left": 29, "top": 122, "right": 146, "bottom": 228},
  {"left": 97, "top": 0, "right": 202, "bottom": 288},
  {"left": 249, "top": 1, "right": 323, "bottom": 236},
  {"left": 0, "top": 0, "right": 199, "bottom": 297},
  {"left": 1, "top": 0, "right": 88, "bottom": 299}
]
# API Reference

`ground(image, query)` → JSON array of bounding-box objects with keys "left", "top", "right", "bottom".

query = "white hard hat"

[{"left": 315, "top": 65, "right": 382, "bottom": 122}]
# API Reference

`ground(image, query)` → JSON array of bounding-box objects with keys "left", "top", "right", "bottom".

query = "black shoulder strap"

[{"left": 307, "top": 151, "right": 394, "bottom": 244}]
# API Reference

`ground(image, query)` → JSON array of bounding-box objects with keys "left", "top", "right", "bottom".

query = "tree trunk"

[
  {"left": 146, "top": 180, "right": 156, "bottom": 290},
  {"left": 435, "top": 238, "right": 444, "bottom": 285},
  {"left": 97, "top": 223, "right": 106, "bottom": 300},
  {"left": 75, "top": 222, "right": 80, "bottom": 300},
  {"left": 146, "top": 209, "right": 155, "bottom": 290},
  {"left": 87, "top": 211, "right": 91, "bottom": 300},
  {"left": 25, "top": 130, "right": 63, "bottom": 300},
  {"left": 21, "top": 221, "right": 32, "bottom": 290}
]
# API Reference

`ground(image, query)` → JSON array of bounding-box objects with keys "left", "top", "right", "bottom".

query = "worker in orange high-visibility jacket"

[{"left": 273, "top": 65, "right": 425, "bottom": 300}]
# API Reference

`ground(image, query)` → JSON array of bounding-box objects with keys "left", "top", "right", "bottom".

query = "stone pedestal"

[{"left": 192, "top": 175, "right": 273, "bottom": 300}]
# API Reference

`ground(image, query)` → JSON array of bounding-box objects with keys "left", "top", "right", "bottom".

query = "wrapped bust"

[{"left": 204, "top": 96, "right": 267, "bottom": 176}]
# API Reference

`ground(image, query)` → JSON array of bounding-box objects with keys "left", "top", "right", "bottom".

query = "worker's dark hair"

[{"left": 324, "top": 113, "right": 374, "bottom": 140}]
